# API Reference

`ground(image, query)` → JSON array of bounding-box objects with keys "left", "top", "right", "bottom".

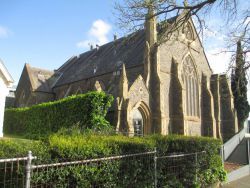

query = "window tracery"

[
  {"left": 183, "top": 22, "right": 194, "bottom": 41},
  {"left": 182, "top": 55, "right": 199, "bottom": 117}
]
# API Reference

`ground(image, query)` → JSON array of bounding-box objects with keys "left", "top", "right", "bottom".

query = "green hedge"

[
  {"left": 150, "top": 135, "right": 225, "bottom": 187},
  {"left": 47, "top": 133, "right": 226, "bottom": 187},
  {"left": 0, "top": 138, "right": 49, "bottom": 160},
  {"left": 0, "top": 134, "right": 225, "bottom": 187},
  {"left": 47, "top": 133, "right": 225, "bottom": 187},
  {"left": 3, "top": 91, "right": 113, "bottom": 139}
]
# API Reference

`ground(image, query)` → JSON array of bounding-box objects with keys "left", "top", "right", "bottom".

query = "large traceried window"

[{"left": 182, "top": 55, "right": 199, "bottom": 117}]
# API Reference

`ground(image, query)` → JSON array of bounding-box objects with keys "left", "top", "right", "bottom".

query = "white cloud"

[
  {"left": 0, "top": 26, "right": 11, "bottom": 38},
  {"left": 77, "top": 19, "right": 111, "bottom": 48},
  {"left": 206, "top": 48, "right": 232, "bottom": 74}
]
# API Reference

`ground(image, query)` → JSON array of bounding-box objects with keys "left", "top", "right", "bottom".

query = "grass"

[{"left": 2, "top": 134, "right": 34, "bottom": 143}]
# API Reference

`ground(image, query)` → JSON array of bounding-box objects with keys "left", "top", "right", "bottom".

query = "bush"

[
  {"left": 0, "top": 138, "right": 49, "bottom": 160},
  {"left": 0, "top": 138, "right": 50, "bottom": 187},
  {"left": 45, "top": 133, "right": 225, "bottom": 187},
  {"left": 0, "top": 133, "right": 225, "bottom": 187},
  {"left": 149, "top": 134, "right": 226, "bottom": 187},
  {"left": 3, "top": 91, "right": 113, "bottom": 139}
]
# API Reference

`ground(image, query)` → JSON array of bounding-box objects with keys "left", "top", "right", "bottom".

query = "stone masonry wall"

[{"left": 219, "top": 74, "right": 238, "bottom": 141}]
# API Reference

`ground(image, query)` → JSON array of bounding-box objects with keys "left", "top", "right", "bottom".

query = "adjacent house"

[{"left": 0, "top": 59, "right": 14, "bottom": 137}]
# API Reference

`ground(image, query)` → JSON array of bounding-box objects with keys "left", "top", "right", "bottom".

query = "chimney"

[
  {"left": 145, "top": 6, "right": 157, "bottom": 47},
  {"left": 96, "top": 44, "right": 100, "bottom": 50},
  {"left": 90, "top": 44, "right": 94, "bottom": 50},
  {"left": 114, "top": 34, "right": 118, "bottom": 41}
]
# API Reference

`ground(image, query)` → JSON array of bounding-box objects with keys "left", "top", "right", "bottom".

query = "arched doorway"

[
  {"left": 130, "top": 102, "right": 151, "bottom": 136},
  {"left": 132, "top": 109, "right": 144, "bottom": 136}
]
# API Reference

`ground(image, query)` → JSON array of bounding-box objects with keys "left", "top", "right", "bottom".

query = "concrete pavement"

[{"left": 222, "top": 175, "right": 250, "bottom": 188}]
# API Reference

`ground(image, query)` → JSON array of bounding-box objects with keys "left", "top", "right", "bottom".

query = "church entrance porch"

[
  {"left": 132, "top": 109, "right": 144, "bottom": 136},
  {"left": 129, "top": 101, "right": 151, "bottom": 136}
]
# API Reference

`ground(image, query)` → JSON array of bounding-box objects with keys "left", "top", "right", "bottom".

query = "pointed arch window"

[
  {"left": 183, "top": 22, "right": 194, "bottom": 41},
  {"left": 182, "top": 55, "right": 199, "bottom": 117}
]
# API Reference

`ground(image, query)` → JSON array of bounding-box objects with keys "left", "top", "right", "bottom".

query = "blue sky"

[
  {"left": 0, "top": 0, "right": 249, "bottom": 84},
  {"left": 0, "top": 0, "right": 117, "bottom": 82}
]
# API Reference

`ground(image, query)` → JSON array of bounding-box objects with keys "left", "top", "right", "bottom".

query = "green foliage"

[
  {"left": 3, "top": 91, "right": 114, "bottom": 139},
  {"left": 231, "top": 40, "right": 250, "bottom": 128},
  {"left": 46, "top": 133, "right": 225, "bottom": 187},
  {"left": 0, "top": 133, "right": 225, "bottom": 187},
  {"left": 148, "top": 135, "right": 225, "bottom": 187},
  {"left": 0, "top": 138, "right": 49, "bottom": 160},
  {"left": 45, "top": 132, "right": 155, "bottom": 187}
]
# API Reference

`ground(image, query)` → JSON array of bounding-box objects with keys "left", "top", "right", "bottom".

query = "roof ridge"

[{"left": 28, "top": 64, "right": 54, "bottom": 73}]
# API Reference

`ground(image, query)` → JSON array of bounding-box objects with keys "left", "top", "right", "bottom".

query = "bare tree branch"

[{"left": 114, "top": 0, "right": 249, "bottom": 75}]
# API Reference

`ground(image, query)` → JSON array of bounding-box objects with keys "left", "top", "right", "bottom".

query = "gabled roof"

[
  {"left": 53, "top": 15, "right": 209, "bottom": 88},
  {"left": 26, "top": 14, "right": 212, "bottom": 90},
  {"left": 25, "top": 64, "right": 55, "bottom": 93},
  {"left": 54, "top": 30, "right": 146, "bottom": 87},
  {"left": 0, "top": 59, "right": 14, "bottom": 86}
]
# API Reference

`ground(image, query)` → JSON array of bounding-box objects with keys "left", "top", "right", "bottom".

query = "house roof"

[
  {"left": 52, "top": 15, "right": 187, "bottom": 88},
  {"left": 54, "top": 29, "right": 146, "bottom": 87},
  {"left": 0, "top": 59, "right": 14, "bottom": 86},
  {"left": 23, "top": 14, "right": 212, "bottom": 90},
  {"left": 25, "top": 64, "right": 55, "bottom": 93}
]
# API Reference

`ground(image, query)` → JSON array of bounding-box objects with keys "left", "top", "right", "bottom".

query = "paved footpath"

[{"left": 222, "top": 175, "right": 250, "bottom": 188}]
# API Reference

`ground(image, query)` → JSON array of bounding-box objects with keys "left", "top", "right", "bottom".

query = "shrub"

[
  {"left": 149, "top": 135, "right": 226, "bottom": 187},
  {"left": 45, "top": 133, "right": 225, "bottom": 187},
  {"left": 0, "top": 138, "right": 49, "bottom": 160},
  {"left": 3, "top": 91, "right": 113, "bottom": 139},
  {"left": 0, "top": 133, "right": 225, "bottom": 187}
]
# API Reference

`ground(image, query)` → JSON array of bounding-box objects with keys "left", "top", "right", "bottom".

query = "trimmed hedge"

[
  {"left": 0, "top": 133, "right": 225, "bottom": 187},
  {"left": 47, "top": 133, "right": 225, "bottom": 187},
  {"left": 0, "top": 138, "right": 50, "bottom": 163},
  {"left": 3, "top": 91, "right": 113, "bottom": 139},
  {"left": 150, "top": 135, "right": 225, "bottom": 186}
]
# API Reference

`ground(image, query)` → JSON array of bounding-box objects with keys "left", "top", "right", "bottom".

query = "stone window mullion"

[{"left": 182, "top": 55, "right": 199, "bottom": 118}]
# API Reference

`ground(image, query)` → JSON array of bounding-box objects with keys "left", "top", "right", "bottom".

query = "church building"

[{"left": 14, "top": 11, "right": 238, "bottom": 141}]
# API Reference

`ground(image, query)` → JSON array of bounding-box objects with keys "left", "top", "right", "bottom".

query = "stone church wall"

[
  {"left": 158, "top": 22, "right": 213, "bottom": 136},
  {"left": 159, "top": 31, "right": 212, "bottom": 135},
  {"left": 210, "top": 74, "right": 222, "bottom": 139},
  {"left": 15, "top": 67, "right": 33, "bottom": 107},
  {"left": 219, "top": 74, "right": 238, "bottom": 141}
]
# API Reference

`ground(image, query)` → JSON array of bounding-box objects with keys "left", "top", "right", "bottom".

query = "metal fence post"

[
  {"left": 248, "top": 139, "right": 250, "bottom": 165},
  {"left": 220, "top": 145, "right": 224, "bottom": 165},
  {"left": 26, "top": 151, "right": 33, "bottom": 188},
  {"left": 195, "top": 152, "right": 198, "bottom": 183},
  {"left": 154, "top": 147, "right": 157, "bottom": 188}
]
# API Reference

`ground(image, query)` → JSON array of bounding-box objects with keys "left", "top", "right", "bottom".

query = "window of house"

[{"left": 182, "top": 55, "right": 199, "bottom": 117}]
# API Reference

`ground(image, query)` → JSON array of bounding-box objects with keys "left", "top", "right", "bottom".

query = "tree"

[
  {"left": 114, "top": 0, "right": 249, "bottom": 66},
  {"left": 231, "top": 40, "right": 250, "bottom": 129}
]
